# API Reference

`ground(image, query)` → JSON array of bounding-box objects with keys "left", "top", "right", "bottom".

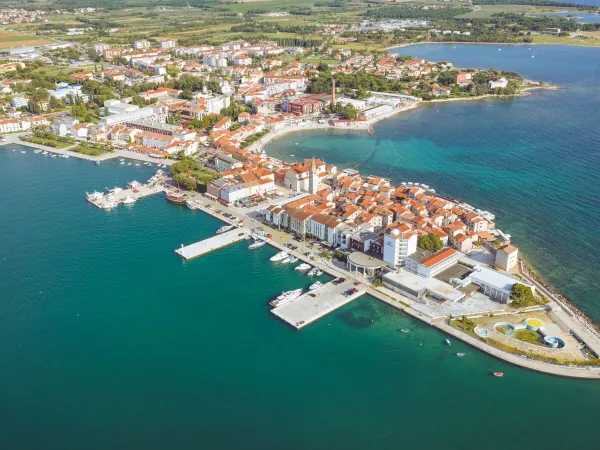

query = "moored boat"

[
  {"left": 122, "top": 196, "right": 136, "bottom": 205},
  {"left": 270, "top": 251, "right": 288, "bottom": 262},
  {"left": 400, "top": 329, "right": 410, "bottom": 333},
  {"left": 86, "top": 191, "right": 104, "bottom": 201},
  {"left": 445, "top": 339, "right": 451, "bottom": 345},
  {"left": 248, "top": 239, "right": 266, "bottom": 250},
  {"left": 166, "top": 191, "right": 186, "bottom": 205},
  {"left": 216, "top": 224, "right": 235, "bottom": 234},
  {"left": 309, "top": 281, "right": 323, "bottom": 291},
  {"left": 456, "top": 353, "right": 466, "bottom": 357},
  {"left": 269, "top": 288, "right": 303, "bottom": 307},
  {"left": 295, "top": 263, "right": 311, "bottom": 271},
  {"left": 493, "top": 372, "right": 504, "bottom": 377},
  {"left": 283, "top": 255, "right": 298, "bottom": 264}
]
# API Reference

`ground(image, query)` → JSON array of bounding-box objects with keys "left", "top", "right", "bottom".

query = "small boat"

[
  {"left": 127, "top": 163, "right": 132, "bottom": 166},
  {"left": 270, "top": 289, "right": 303, "bottom": 307},
  {"left": 295, "top": 263, "right": 311, "bottom": 271},
  {"left": 120, "top": 161, "right": 125, "bottom": 165},
  {"left": 248, "top": 240, "right": 266, "bottom": 250},
  {"left": 456, "top": 352, "right": 465, "bottom": 357},
  {"left": 127, "top": 180, "right": 141, "bottom": 189},
  {"left": 42, "top": 151, "right": 48, "bottom": 155},
  {"left": 166, "top": 191, "right": 186, "bottom": 205},
  {"left": 282, "top": 255, "right": 298, "bottom": 264},
  {"left": 102, "top": 201, "right": 118, "bottom": 210},
  {"left": 51, "top": 154, "right": 56, "bottom": 158},
  {"left": 307, "top": 268, "right": 319, "bottom": 277},
  {"left": 400, "top": 329, "right": 410, "bottom": 333},
  {"left": 34, "top": 149, "right": 42, "bottom": 154},
  {"left": 445, "top": 339, "right": 451, "bottom": 346},
  {"left": 309, "top": 281, "right": 323, "bottom": 291},
  {"left": 314, "top": 269, "right": 323, "bottom": 277},
  {"left": 95, "top": 161, "right": 100, "bottom": 165},
  {"left": 216, "top": 224, "right": 235, "bottom": 234},
  {"left": 493, "top": 372, "right": 504, "bottom": 377},
  {"left": 122, "top": 196, "right": 136, "bottom": 205},
  {"left": 86, "top": 191, "right": 104, "bottom": 201},
  {"left": 270, "top": 251, "right": 288, "bottom": 262}
]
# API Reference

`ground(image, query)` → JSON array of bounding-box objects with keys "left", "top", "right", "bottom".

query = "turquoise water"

[
  {"left": 2, "top": 44, "right": 600, "bottom": 449},
  {"left": 267, "top": 44, "right": 600, "bottom": 322},
  {"left": 1, "top": 146, "right": 600, "bottom": 450}
]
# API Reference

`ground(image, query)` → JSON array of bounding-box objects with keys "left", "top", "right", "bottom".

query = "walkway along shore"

[
  {"left": 0, "top": 132, "right": 174, "bottom": 166},
  {"left": 178, "top": 191, "right": 600, "bottom": 379}
]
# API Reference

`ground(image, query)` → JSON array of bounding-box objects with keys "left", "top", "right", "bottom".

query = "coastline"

[{"left": 386, "top": 40, "right": 600, "bottom": 51}]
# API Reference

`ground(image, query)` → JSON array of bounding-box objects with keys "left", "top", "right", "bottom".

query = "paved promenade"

[{"left": 1, "top": 133, "right": 174, "bottom": 165}]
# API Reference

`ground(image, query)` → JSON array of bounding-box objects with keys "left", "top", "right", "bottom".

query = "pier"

[
  {"left": 175, "top": 227, "right": 249, "bottom": 260},
  {"left": 86, "top": 183, "right": 165, "bottom": 209},
  {"left": 271, "top": 279, "right": 366, "bottom": 329}
]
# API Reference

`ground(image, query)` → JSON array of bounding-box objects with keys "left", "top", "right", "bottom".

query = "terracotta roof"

[{"left": 420, "top": 248, "right": 456, "bottom": 268}]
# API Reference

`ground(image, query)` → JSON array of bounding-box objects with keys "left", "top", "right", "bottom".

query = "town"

[{"left": 1, "top": 9, "right": 599, "bottom": 378}]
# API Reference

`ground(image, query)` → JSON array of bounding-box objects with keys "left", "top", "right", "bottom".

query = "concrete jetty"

[
  {"left": 271, "top": 279, "right": 366, "bottom": 329},
  {"left": 86, "top": 183, "right": 165, "bottom": 209},
  {"left": 175, "top": 227, "right": 249, "bottom": 260}
]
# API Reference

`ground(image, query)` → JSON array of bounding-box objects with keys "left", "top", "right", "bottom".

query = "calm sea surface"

[{"left": 1, "top": 44, "right": 600, "bottom": 450}]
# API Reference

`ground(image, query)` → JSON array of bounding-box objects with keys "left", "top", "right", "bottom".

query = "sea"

[{"left": 1, "top": 43, "right": 600, "bottom": 450}]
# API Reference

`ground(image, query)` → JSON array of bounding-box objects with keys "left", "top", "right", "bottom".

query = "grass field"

[
  {"left": 457, "top": 5, "right": 536, "bottom": 19},
  {"left": 0, "top": 31, "right": 52, "bottom": 49}
]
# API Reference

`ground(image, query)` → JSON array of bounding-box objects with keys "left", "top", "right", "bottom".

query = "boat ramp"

[
  {"left": 175, "top": 227, "right": 249, "bottom": 260},
  {"left": 271, "top": 279, "right": 366, "bottom": 330}
]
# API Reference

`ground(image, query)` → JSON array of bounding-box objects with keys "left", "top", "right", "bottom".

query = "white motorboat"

[
  {"left": 127, "top": 180, "right": 141, "bottom": 189},
  {"left": 282, "top": 255, "right": 298, "bottom": 264},
  {"left": 42, "top": 151, "right": 48, "bottom": 155},
  {"left": 270, "top": 251, "right": 288, "bottom": 262},
  {"left": 309, "top": 281, "right": 323, "bottom": 291},
  {"left": 120, "top": 161, "right": 125, "bottom": 165},
  {"left": 248, "top": 240, "right": 266, "bottom": 250},
  {"left": 86, "top": 191, "right": 104, "bottom": 201},
  {"left": 20, "top": 150, "right": 26, "bottom": 154},
  {"left": 51, "top": 154, "right": 56, "bottom": 158},
  {"left": 269, "top": 289, "right": 303, "bottom": 307},
  {"left": 216, "top": 224, "right": 235, "bottom": 234},
  {"left": 127, "top": 163, "right": 132, "bottom": 166},
  {"left": 34, "top": 149, "right": 42, "bottom": 154},
  {"left": 122, "top": 196, "right": 136, "bottom": 205},
  {"left": 295, "top": 263, "right": 311, "bottom": 271},
  {"left": 445, "top": 339, "right": 451, "bottom": 346},
  {"left": 307, "top": 268, "right": 319, "bottom": 277}
]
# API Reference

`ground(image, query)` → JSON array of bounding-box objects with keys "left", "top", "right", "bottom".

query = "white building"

[
  {"left": 405, "top": 247, "right": 459, "bottom": 278},
  {"left": 488, "top": 77, "right": 508, "bottom": 89},
  {"left": 47, "top": 83, "right": 89, "bottom": 104},
  {"left": 495, "top": 245, "right": 519, "bottom": 272},
  {"left": 101, "top": 105, "right": 167, "bottom": 126},
  {"left": 134, "top": 40, "right": 150, "bottom": 50},
  {"left": 159, "top": 40, "right": 176, "bottom": 49},
  {"left": 11, "top": 96, "right": 29, "bottom": 109},
  {"left": 382, "top": 228, "right": 417, "bottom": 267},
  {"left": 92, "top": 43, "right": 110, "bottom": 53},
  {"left": 469, "top": 265, "right": 534, "bottom": 303}
]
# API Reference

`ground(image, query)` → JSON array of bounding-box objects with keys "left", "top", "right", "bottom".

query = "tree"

[
  {"left": 418, "top": 234, "right": 444, "bottom": 253},
  {"left": 173, "top": 173, "right": 197, "bottom": 191},
  {"left": 510, "top": 283, "right": 537, "bottom": 308}
]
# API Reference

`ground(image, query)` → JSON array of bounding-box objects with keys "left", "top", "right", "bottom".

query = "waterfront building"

[
  {"left": 468, "top": 265, "right": 534, "bottom": 303},
  {"left": 382, "top": 226, "right": 417, "bottom": 268},
  {"left": 495, "top": 245, "right": 519, "bottom": 272},
  {"left": 489, "top": 77, "right": 508, "bottom": 89},
  {"left": 405, "top": 247, "right": 459, "bottom": 278}
]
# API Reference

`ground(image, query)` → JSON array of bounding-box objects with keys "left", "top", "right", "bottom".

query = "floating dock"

[
  {"left": 271, "top": 279, "right": 366, "bottom": 329},
  {"left": 175, "top": 227, "right": 249, "bottom": 260}
]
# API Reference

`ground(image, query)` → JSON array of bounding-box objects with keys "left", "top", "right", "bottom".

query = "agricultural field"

[{"left": 0, "top": 31, "right": 52, "bottom": 49}]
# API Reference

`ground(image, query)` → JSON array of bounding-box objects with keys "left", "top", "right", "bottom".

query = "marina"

[
  {"left": 271, "top": 278, "right": 366, "bottom": 330},
  {"left": 175, "top": 227, "right": 248, "bottom": 260}
]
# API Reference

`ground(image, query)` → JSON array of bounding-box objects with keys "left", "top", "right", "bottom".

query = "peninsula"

[{"left": 0, "top": 2, "right": 598, "bottom": 379}]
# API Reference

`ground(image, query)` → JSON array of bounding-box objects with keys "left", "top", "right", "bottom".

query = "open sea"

[{"left": 1, "top": 43, "right": 600, "bottom": 450}]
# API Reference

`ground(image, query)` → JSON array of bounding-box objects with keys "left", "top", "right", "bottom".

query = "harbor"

[{"left": 271, "top": 278, "right": 366, "bottom": 329}]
